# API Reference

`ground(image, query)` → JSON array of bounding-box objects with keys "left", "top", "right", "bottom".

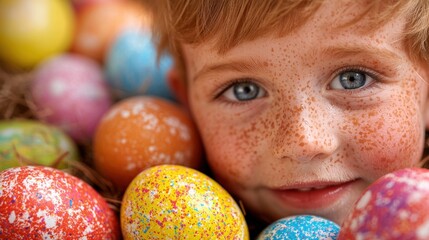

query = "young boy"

[{"left": 147, "top": 0, "right": 429, "bottom": 231}]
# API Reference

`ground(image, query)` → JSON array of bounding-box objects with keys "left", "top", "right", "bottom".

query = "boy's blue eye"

[
  {"left": 340, "top": 71, "right": 366, "bottom": 89},
  {"left": 222, "top": 81, "right": 266, "bottom": 101},
  {"left": 330, "top": 70, "right": 374, "bottom": 90}
]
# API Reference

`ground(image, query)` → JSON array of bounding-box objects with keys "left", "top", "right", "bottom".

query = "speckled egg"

[
  {"left": 105, "top": 29, "right": 175, "bottom": 100},
  {"left": 120, "top": 164, "right": 249, "bottom": 239},
  {"left": 31, "top": 53, "right": 112, "bottom": 144},
  {"left": 0, "top": 166, "right": 120, "bottom": 239},
  {"left": 93, "top": 96, "right": 202, "bottom": 192},
  {"left": 0, "top": 119, "right": 79, "bottom": 171},
  {"left": 257, "top": 215, "right": 340, "bottom": 240},
  {"left": 339, "top": 168, "right": 429, "bottom": 240}
]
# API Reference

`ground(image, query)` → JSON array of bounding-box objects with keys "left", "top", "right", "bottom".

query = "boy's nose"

[{"left": 271, "top": 100, "right": 339, "bottom": 163}]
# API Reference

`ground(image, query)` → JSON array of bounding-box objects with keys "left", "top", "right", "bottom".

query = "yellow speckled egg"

[{"left": 120, "top": 165, "right": 249, "bottom": 239}]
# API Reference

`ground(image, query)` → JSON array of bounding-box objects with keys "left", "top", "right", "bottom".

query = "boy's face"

[{"left": 178, "top": 1, "right": 429, "bottom": 224}]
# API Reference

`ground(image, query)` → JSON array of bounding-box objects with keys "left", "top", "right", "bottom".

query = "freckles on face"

[
  {"left": 340, "top": 71, "right": 426, "bottom": 178},
  {"left": 188, "top": 96, "right": 262, "bottom": 181},
  {"left": 181, "top": 0, "right": 429, "bottom": 226},
  {"left": 264, "top": 47, "right": 340, "bottom": 165}
]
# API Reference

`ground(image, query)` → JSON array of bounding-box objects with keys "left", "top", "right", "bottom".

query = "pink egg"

[
  {"left": 31, "top": 53, "right": 112, "bottom": 144},
  {"left": 0, "top": 166, "right": 120, "bottom": 239},
  {"left": 339, "top": 168, "right": 429, "bottom": 240}
]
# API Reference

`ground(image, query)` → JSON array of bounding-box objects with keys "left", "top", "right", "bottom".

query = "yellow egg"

[
  {"left": 121, "top": 165, "right": 249, "bottom": 239},
  {"left": 0, "top": 0, "right": 74, "bottom": 68}
]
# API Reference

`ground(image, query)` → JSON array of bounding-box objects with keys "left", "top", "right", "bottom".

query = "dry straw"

[{"left": 0, "top": 64, "right": 122, "bottom": 213}]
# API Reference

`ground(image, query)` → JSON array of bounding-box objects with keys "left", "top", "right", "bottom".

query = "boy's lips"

[{"left": 272, "top": 179, "right": 358, "bottom": 210}]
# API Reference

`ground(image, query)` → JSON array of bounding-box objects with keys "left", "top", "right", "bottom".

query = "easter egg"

[
  {"left": 71, "top": 0, "right": 150, "bottom": 63},
  {"left": 105, "top": 30, "right": 175, "bottom": 100},
  {"left": 93, "top": 96, "right": 202, "bottom": 192},
  {"left": 121, "top": 165, "right": 249, "bottom": 239},
  {"left": 257, "top": 215, "right": 340, "bottom": 240},
  {"left": 71, "top": 0, "right": 121, "bottom": 13},
  {"left": 0, "top": 0, "right": 74, "bottom": 69},
  {"left": 0, "top": 166, "right": 120, "bottom": 239},
  {"left": 339, "top": 168, "right": 429, "bottom": 240},
  {"left": 31, "top": 53, "right": 112, "bottom": 144},
  {"left": 0, "top": 119, "right": 79, "bottom": 171}
]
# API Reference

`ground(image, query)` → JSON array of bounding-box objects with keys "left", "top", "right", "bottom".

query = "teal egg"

[
  {"left": 105, "top": 30, "right": 175, "bottom": 101},
  {"left": 257, "top": 215, "right": 340, "bottom": 240}
]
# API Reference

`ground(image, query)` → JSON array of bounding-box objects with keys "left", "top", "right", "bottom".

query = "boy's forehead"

[
  {"left": 181, "top": 0, "right": 406, "bottom": 66},
  {"left": 182, "top": 0, "right": 404, "bottom": 57}
]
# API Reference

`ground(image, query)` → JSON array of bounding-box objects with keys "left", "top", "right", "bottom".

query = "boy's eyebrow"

[
  {"left": 322, "top": 45, "right": 404, "bottom": 64},
  {"left": 192, "top": 58, "right": 267, "bottom": 82},
  {"left": 193, "top": 45, "right": 403, "bottom": 82}
]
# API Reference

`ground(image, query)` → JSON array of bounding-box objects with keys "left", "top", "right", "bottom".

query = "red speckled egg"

[
  {"left": 93, "top": 96, "right": 203, "bottom": 192},
  {"left": 0, "top": 166, "right": 120, "bottom": 239},
  {"left": 339, "top": 168, "right": 429, "bottom": 240}
]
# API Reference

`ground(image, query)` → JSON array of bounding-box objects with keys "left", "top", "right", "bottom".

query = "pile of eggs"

[
  {"left": 0, "top": 0, "right": 224, "bottom": 238},
  {"left": 2, "top": 0, "right": 429, "bottom": 239}
]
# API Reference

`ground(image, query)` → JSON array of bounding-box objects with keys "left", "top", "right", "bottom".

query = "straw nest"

[{"left": 0, "top": 64, "right": 122, "bottom": 212}]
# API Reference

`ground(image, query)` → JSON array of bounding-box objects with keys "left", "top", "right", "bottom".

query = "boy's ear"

[
  {"left": 424, "top": 99, "right": 429, "bottom": 132},
  {"left": 167, "top": 67, "right": 188, "bottom": 107},
  {"left": 426, "top": 103, "right": 429, "bottom": 129},
  {"left": 423, "top": 65, "right": 429, "bottom": 130}
]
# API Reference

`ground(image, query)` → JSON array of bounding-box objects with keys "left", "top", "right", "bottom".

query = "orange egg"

[
  {"left": 71, "top": 0, "right": 150, "bottom": 63},
  {"left": 93, "top": 96, "right": 203, "bottom": 192},
  {"left": 71, "top": 0, "right": 121, "bottom": 13}
]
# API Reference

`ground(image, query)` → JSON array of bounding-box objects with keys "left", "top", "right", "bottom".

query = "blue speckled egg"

[
  {"left": 105, "top": 29, "right": 175, "bottom": 101},
  {"left": 257, "top": 215, "right": 340, "bottom": 240}
]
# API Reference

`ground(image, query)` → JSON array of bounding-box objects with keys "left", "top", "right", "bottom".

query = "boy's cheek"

[
  {"left": 204, "top": 140, "right": 256, "bottom": 178},
  {"left": 199, "top": 129, "right": 262, "bottom": 187},
  {"left": 347, "top": 119, "right": 424, "bottom": 179}
]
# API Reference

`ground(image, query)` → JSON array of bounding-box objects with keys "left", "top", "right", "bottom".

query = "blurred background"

[{"left": 0, "top": 0, "right": 185, "bottom": 205}]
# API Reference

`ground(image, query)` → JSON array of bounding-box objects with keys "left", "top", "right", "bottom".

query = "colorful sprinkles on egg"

[
  {"left": 120, "top": 165, "right": 249, "bottom": 239},
  {"left": 0, "top": 166, "right": 119, "bottom": 239},
  {"left": 339, "top": 168, "right": 429, "bottom": 239},
  {"left": 257, "top": 215, "right": 340, "bottom": 240}
]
